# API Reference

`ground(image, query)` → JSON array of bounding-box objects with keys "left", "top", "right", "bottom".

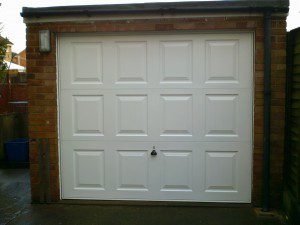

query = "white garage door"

[{"left": 59, "top": 33, "right": 253, "bottom": 202}]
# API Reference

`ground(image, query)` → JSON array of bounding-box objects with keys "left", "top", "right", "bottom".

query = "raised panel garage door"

[{"left": 59, "top": 33, "right": 253, "bottom": 202}]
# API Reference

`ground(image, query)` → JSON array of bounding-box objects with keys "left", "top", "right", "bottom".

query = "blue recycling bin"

[{"left": 4, "top": 138, "right": 29, "bottom": 162}]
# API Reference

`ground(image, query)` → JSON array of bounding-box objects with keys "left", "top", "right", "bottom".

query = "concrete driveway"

[{"left": 0, "top": 169, "right": 284, "bottom": 225}]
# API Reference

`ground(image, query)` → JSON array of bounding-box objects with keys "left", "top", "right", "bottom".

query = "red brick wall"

[
  {"left": 26, "top": 15, "right": 287, "bottom": 207},
  {"left": 0, "top": 84, "right": 28, "bottom": 114}
]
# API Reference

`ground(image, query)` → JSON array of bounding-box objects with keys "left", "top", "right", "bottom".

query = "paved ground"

[{"left": 0, "top": 169, "right": 284, "bottom": 225}]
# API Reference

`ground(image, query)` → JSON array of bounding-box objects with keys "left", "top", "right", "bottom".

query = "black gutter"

[
  {"left": 262, "top": 10, "right": 272, "bottom": 212},
  {"left": 21, "top": 7, "right": 287, "bottom": 18}
]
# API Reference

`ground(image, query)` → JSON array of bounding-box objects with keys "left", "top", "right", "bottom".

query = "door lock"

[{"left": 151, "top": 146, "right": 157, "bottom": 156}]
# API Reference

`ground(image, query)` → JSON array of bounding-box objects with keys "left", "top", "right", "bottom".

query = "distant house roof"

[
  {"left": 21, "top": 0, "right": 289, "bottom": 18},
  {"left": 4, "top": 60, "right": 26, "bottom": 72},
  {"left": 0, "top": 36, "right": 12, "bottom": 45}
]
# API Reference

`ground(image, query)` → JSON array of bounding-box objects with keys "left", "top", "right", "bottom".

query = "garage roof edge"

[{"left": 21, "top": 1, "right": 289, "bottom": 18}]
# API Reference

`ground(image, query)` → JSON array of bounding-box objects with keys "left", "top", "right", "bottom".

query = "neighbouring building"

[{"left": 12, "top": 49, "right": 26, "bottom": 68}]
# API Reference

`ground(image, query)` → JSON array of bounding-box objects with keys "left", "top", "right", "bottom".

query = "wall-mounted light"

[{"left": 39, "top": 30, "right": 51, "bottom": 53}]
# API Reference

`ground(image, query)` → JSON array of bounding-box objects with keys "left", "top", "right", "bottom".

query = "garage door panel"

[
  {"left": 160, "top": 41, "right": 193, "bottom": 83},
  {"left": 72, "top": 42, "right": 103, "bottom": 84},
  {"left": 160, "top": 94, "right": 193, "bottom": 136},
  {"left": 205, "top": 94, "right": 238, "bottom": 138},
  {"left": 115, "top": 41, "right": 147, "bottom": 84},
  {"left": 202, "top": 89, "right": 252, "bottom": 142},
  {"left": 116, "top": 95, "right": 148, "bottom": 136},
  {"left": 116, "top": 150, "right": 149, "bottom": 191},
  {"left": 60, "top": 90, "right": 107, "bottom": 140},
  {"left": 205, "top": 151, "right": 237, "bottom": 192},
  {"left": 160, "top": 150, "right": 193, "bottom": 192},
  {"left": 205, "top": 40, "right": 239, "bottom": 84},
  {"left": 74, "top": 149, "right": 105, "bottom": 189},
  {"left": 61, "top": 141, "right": 108, "bottom": 199},
  {"left": 73, "top": 95, "right": 104, "bottom": 136},
  {"left": 109, "top": 144, "right": 155, "bottom": 199},
  {"left": 59, "top": 42, "right": 105, "bottom": 90},
  {"left": 201, "top": 142, "right": 252, "bottom": 202},
  {"left": 203, "top": 34, "right": 252, "bottom": 89}
]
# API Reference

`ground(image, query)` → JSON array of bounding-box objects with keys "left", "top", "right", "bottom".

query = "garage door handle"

[
  {"left": 151, "top": 150, "right": 157, "bottom": 156},
  {"left": 151, "top": 146, "right": 157, "bottom": 156}
]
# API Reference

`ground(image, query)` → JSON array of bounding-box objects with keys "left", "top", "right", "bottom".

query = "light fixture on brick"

[{"left": 39, "top": 30, "right": 51, "bottom": 52}]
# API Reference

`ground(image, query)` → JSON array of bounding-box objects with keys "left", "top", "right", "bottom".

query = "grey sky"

[{"left": 0, "top": 0, "right": 299, "bottom": 53}]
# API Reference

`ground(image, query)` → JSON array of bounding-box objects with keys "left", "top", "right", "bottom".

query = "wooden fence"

[{"left": 284, "top": 27, "right": 300, "bottom": 224}]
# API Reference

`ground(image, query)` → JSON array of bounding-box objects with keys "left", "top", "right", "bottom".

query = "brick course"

[{"left": 26, "top": 15, "right": 287, "bottom": 207}]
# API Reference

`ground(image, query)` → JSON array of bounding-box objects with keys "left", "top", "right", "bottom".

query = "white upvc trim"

[{"left": 56, "top": 34, "right": 63, "bottom": 200}]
